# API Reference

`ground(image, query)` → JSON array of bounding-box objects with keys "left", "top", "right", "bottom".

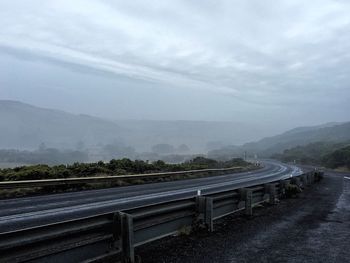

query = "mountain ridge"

[
  {"left": 0, "top": 100, "right": 266, "bottom": 151},
  {"left": 2, "top": 100, "right": 348, "bottom": 155}
]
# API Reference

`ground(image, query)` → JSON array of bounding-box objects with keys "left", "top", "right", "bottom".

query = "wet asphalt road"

[
  {"left": 138, "top": 171, "right": 350, "bottom": 263},
  {"left": 0, "top": 161, "right": 299, "bottom": 233}
]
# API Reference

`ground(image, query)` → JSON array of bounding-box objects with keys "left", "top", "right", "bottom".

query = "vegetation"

[
  {"left": 243, "top": 122, "right": 350, "bottom": 156},
  {"left": 0, "top": 157, "right": 256, "bottom": 198},
  {"left": 0, "top": 157, "right": 251, "bottom": 182},
  {"left": 208, "top": 122, "right": 350, "bottom": 159},
  {"left": 272, "top": 141, "right": 350, "bottom": 169},
  {"left": 284, "top": 183, "right": 302, "bottom": 198},
  {"left": 323, "top": 146, "right": 350, "bottom": 169}
]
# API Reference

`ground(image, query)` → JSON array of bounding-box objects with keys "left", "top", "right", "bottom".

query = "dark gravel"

[{"left": 136, "top": 172, "right": 350, "bottom": 263}]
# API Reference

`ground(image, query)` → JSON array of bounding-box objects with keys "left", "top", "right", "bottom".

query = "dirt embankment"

[{"left": 137, "top": 172, "right": 350, "bottom": 263}]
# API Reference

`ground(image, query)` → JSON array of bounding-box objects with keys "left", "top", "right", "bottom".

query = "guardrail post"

[
  {"left": 240, "top": 188, "right": 253, "bottom": 216},
  {"left": 309, "top": 172, "right": 315, "bottom": 184},
  {"left": 119, "top": 212, "right": 135, "bottom": 263},
  {"left": 265, "top": 183, "right": 276, "bottom": 204},
  {"left": 196, "top": 196, "right": 214, "bottom": 232},
  {"left": 301, "top": 174, "right": 309, "bottom": 187},
  {"left": 279, "top": 180, "right": 289, "bottom": 198},
  {"left": 305, "top": 173, "right": 310, "bottom": 184},
  {"left": 112, "top": 212, "right": 121, "bottom": 246},
  {"left": 205, "top": 197, "right": 214, "bottom": 232},
  {"left": 312, "top": 172, "right": 316, "bottom": 183},
  {"left": 196, "top": 195, "right": 205, "bottom": 221}
]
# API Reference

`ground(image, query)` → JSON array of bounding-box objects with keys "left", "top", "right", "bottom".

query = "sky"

[{"left": 0, "top": 0, "right": 350, "bottom": 133}]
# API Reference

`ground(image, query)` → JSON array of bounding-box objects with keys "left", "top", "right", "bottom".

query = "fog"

[{"left": 1, "top": 1, "right": 350, "bottom": 162}]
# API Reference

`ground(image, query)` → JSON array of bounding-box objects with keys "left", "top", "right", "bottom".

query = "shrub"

[{"left": 285, "top": 183, "right": 302, "bottom": 198}]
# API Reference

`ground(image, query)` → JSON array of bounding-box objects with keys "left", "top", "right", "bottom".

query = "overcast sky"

[{"left": 0, "top": 0, "right": 350, "bottom": 133}]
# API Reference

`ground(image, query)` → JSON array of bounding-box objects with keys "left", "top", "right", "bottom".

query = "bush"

[
  {"left": 0, "top": 157, "right": 256, "bottom": 198},
  {"left": 285, "top": 183, "right": 302, "bottom": 198},
  {"left": 0, "top": 157, "right": 251, "bottom": 182}
]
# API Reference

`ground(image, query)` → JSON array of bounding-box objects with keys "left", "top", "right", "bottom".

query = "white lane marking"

[
  {"left": 344, "top": 176, "right": 350, "bottom": 180},
  {"left": 0, "top": 167, "right": 277, "bottom": 216},
  {"left": 0, "top": 165, "right": 272, "bottom": 206},
  {"left": 0, "top": 162, "right": 293, "bottom": 226},
  {"left": 0, "top": 166, "right": 291, "bottom": 223}
]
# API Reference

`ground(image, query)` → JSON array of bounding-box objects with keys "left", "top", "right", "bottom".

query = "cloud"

[{"left": 0, "top": 0, "right": 350, "bottom": 121}]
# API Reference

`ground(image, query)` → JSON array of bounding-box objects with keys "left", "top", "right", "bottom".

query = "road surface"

[
  {"left": 138, "top": 171, "right": 350, "bottom": 263},
  {"left": 0, "top": 161, "right": 301, "bottom": 233}
]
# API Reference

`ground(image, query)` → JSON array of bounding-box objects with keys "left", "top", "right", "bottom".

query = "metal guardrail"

[
  {"left": 0, "top": 167, "right": 245, "bottom": 190},
  {"left": 0, "top": 171, "right": 323, "bottom": 263}
]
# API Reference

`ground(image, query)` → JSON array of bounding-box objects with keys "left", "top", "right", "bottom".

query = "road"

[
  {"left": 138, "top": 171, "right": 350, "bottom": 263},
  {"left": 0, "top": 161, "right": 301, "bottom": 233}
]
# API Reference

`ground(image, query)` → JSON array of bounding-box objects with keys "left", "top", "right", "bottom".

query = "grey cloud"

[{"left": 0, "top": 0, "right": 349, "bottom": 132}]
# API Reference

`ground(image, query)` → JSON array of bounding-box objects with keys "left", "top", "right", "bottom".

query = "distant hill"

[
  {"left": 0, "top": 100, "right": 266, "bottom": 152},
  {"left": 3, "top": 100, "right": 348, "bottom": 156},
  {"left": 281, "top": 122, "right": 342, "bottom": 136},
  {"left": 272, "top": 141, "right": 350, "bottom": 169},
  {"left": 117, "top": 119, "right": 266, "bottom": 152},
  {"left": 0, "top": 100, "right": 126, "bottom": 149},
  {"left": 243, "top": 122, "right": 350, "bottom": 155},
  {"left": 208, "top": 122, "right": 350, "bottom": 158},
  {"left": 272, "top": 141, "right": 350, "bottom": 165}
]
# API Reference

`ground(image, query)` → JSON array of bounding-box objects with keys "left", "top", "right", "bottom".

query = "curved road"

[{"left": 0, "top": 160, "right": 301, "bottom": 233}]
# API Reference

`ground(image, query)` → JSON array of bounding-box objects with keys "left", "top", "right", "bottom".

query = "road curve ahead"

[{"left": 0, "top": 160, "right": 301, "bottom": 233}]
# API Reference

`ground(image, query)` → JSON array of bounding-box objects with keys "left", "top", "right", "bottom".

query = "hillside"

[
  {"left": 0, "top": 100, "right": 266, "bottom": 152},
  {"left": 272, "top": 141, "right": 350, "bottom": 169},
  {"left": 242, "top": 122, "right": 350, "bottom": 156},
  {"left": 272, "top": 141, "right": 350, "bottom": 164},
  {"left": 323, "top": 145, "right": 350, "bottom": 169},
  {"left": 117, "top": 119, "right": 265, "bottom": 152},
  {"left": 3, "top": 100, "right": 348, "bottom": 157},
  {"left": 208, "top": 122, "right": 350, "bottom": 158},
  {"left": 0, "top": 100, "right": 126, "bottom": 149}
]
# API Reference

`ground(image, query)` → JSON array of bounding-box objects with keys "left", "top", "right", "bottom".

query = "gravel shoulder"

[{"left": 137, "top": 172, "right": 350, "bottom": 263}]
